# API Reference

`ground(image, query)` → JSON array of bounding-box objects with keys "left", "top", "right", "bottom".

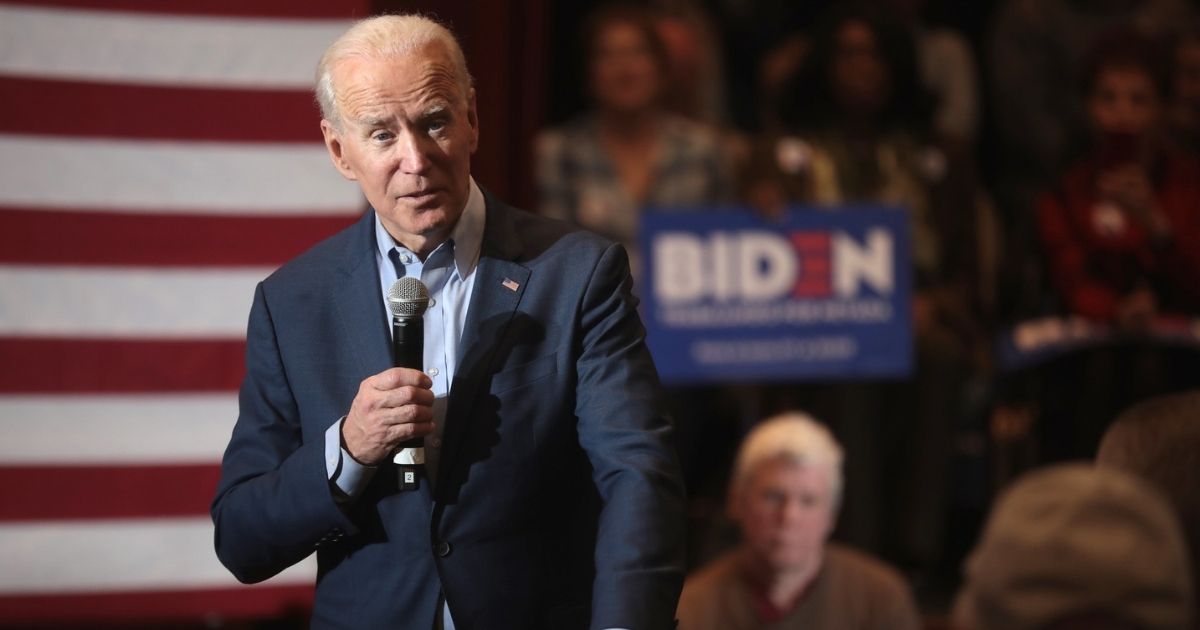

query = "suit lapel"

[
  {"left": 436, "top": 198, "right": 529, "bottom": 495},
  {"left": 332, "top": 211, "right": 393, "bottom": 386}
]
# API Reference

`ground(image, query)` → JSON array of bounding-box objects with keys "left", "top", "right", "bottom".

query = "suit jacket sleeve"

[
  {"left": 574, "top": 242, "right": 687, "bottom": 629},
  {"left": 210, "top": 281, "right": 358, "bottom": 584}
]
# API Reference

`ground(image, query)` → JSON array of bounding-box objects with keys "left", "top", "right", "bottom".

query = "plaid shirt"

[{"left": 535, "top": 114, "right": 735, "bottom": 279}]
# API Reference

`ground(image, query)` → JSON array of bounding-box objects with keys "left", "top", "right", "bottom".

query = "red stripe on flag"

[
  {"left": 0, "top": 465, "right": 221, "bottom": 522},
  {"left": 0, "top": 207, "right": 357, "bottom": 266},
  {"left": 0, "top": 585, "right": 314, "bottom": 627},
  {"left": 7, "top": 0, "right": 364, "bottom": 19},
  {"left": 0, "top": 338, "right": 245, "bottom": 393},
  {"left": 0, "top": 77, "right": 324, "bottom": 143}
]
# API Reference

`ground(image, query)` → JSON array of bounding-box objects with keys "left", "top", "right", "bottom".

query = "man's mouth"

[{"left": 398, "top": 188, "right": 440, "bottom": 200}]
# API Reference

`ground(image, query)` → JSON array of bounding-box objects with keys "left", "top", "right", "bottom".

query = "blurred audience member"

[
  {"left": 991, "top": 0, "right": 1190, "bottom": 197},
  {"left": 885, "top": 0, "right": 979, "bottom": 145},
  {"left": 677, "top": 413, "right": 921, "bottom": 630},
  {"left": 1169, "top": 25, "right": 1200, "bottom": 154},
  {"left": 953, "top": 463, "right": 1194, "bottom": 630},
  {"left": 1038, "top": 30, "right": 1200, "bottom": 326},
  {"left": 1098, "top": 391, "right": 1200, "bottom": 620},
  {"left": 742, "top": 3, "right": 983, "bottom": 581},
  {"left": 989, "top": 0, "right": 1191, "bottom": 317},
  {"left": 754, "top": 0, "right": 979, "bottom": 147},
  {"left": 535, "top": 3, "right": 734, "bottom": 281},
  {"left": 747, "top": 3, "right": 977, "bottom": 297}
]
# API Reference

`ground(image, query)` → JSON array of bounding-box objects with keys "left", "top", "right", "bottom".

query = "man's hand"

[{"left": 342, "top": 368, "right": 435, "bottom": 465}]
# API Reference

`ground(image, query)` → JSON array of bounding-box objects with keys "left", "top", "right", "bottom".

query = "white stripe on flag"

[
  {"left": 0, "top": 135, "right": 361, "bottom": 213},
  {"left": 0, "top": 517, "right": 315, "bottom": 594},
  {"left": 0, "top": 5, "right": 350, "bottom": 88},
  {"left": 0, "top": 395, "right": 238, "bottom": 465},
  {"left": 0, "top": 266, "right": 272, "bottom": 338}
]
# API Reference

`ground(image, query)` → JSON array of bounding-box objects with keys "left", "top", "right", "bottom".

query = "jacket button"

[{"left": 434, "top": 541, "right": 451, "bottom": 557}]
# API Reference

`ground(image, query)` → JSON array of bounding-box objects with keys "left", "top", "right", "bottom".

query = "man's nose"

[{"left": 397, "top": 133, "right": 432, "bottom": 174}]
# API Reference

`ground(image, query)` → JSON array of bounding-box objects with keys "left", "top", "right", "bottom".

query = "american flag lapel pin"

[{"left": 501, "top": 278, "right": 520, "bottom": 292}]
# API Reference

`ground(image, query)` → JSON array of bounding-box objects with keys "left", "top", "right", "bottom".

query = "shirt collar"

[{"left": 373, "top": 177, "right": 485, "bottom": 279}]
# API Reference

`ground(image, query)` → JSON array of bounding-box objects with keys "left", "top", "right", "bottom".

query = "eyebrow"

[
  {"left": 356, "top": 116, "right": 391, "bottom": 128},
  {"left": 420, "top": 104, "right": 449, "bottom": 118}
]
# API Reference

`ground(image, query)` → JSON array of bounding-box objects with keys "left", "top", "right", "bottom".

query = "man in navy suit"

[{"left": 211, "top": 14, "right": 686, "bottom": 630}]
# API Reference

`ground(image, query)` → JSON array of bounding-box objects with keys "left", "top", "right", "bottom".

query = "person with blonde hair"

[{"left": 677, "top": 412, "right": 920, "bottom": 630}]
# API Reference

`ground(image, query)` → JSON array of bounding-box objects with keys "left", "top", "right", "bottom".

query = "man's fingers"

[
  {"left": 344, "top": 369, "right": 434, "bottom": 465},
  {"left": 378, "top": 401, "right": 434, "bottom": 426},
  {"left": 375, "top": 385, "right": 436, "bottom": 410},
  {"left": 366, "top": 367, "right": 432, "bottom": 391},
  {"left": 352, "top": 395, "right": 434, "bottom": 427},
  {"left": 352, "top": 386, "right": 434, "bottom": 420},
  {"left": 388, "top": 420, "right": 436, "bottom": 443}
]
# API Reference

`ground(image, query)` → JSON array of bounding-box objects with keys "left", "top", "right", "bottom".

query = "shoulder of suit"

[{"left": 489, "top": 199, "right": 618, "bottom": 262}]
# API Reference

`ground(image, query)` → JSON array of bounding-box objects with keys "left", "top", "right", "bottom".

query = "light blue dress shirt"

[
  {"left": 322, "top": 178, "right": 484, "bottom": 630},
  {"left": 322, "top": 177, "right": 483, "bottom": 495}
]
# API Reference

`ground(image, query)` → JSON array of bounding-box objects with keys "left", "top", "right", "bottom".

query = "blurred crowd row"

[
  {"left": 530, "top": 0, "right": 1200, "bottom": 616},
  {"left": 538, "top": 0, "right": 1200, "bottom": 334},
  {"left": 675, "top": 397, "right": 1200, "bottom": 629}
]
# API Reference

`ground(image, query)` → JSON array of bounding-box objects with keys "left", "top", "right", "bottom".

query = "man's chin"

[
  {"left": 378, "top": 208, "right": 455, "bottom": 244},
  {"left": 388, "top": 202, "right": 449, "bottom": 223}
]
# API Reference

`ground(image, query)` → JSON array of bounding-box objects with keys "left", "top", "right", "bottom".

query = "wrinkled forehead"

[{"left": 332, "top": 41, "right": 468, "bottom": 109}]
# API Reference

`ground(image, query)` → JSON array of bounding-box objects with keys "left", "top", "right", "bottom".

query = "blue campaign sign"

[{"left": 639, "top": 206, "right": 913, "bottom": 384}]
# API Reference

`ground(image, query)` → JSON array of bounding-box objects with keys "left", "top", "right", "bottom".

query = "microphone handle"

[{"left": 392, "top": 315, "right": 423, "bottom": 449}]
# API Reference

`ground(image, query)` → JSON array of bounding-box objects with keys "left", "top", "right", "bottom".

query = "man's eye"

[
  {"left": 428, "top": 119, "right": 448, "bottom": 133},
  {"left": 371, "top": 131, "right": 394, "bottom": 142}
]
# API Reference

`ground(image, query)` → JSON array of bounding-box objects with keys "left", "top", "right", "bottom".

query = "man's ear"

[{"left": 321, "top": 119, "right": 358, "bottom": 181}]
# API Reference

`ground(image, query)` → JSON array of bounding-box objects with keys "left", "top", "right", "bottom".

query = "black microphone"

[{"left": 386, "top": 277, "right": 429, "bottom": 458}]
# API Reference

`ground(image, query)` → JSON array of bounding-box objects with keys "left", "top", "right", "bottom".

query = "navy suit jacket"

[{"left": 212, "top": 195, "right": 686, "bottom": 630}]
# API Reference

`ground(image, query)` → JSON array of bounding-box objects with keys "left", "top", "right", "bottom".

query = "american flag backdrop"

[{"left": 0, "top": 1, "right": 369, "bottom": 625}]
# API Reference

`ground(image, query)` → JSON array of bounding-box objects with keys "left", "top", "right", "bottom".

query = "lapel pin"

[{"left": 501, "top": 278, "right": 520, "bottom": 292}]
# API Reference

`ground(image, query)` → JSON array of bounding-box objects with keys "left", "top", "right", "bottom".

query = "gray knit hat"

[{"left": 953, "top": 463, "right": 1194, "bottom": 630}]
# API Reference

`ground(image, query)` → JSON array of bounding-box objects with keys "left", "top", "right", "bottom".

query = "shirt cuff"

[{"left": 324, "top": 416, "right": 377, "bottom": 501}]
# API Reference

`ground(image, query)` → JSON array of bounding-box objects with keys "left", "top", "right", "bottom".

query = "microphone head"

[{"left": 387, "top": 277, "right": 430, "bottom": 319}]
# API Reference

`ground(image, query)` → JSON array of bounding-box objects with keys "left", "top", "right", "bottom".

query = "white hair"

[
  {"left": 732, "top": 412, "right": 844, "bottom": 503},
  {"left": 315, "top": 14, "right": 474, "bottom": 126}
]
